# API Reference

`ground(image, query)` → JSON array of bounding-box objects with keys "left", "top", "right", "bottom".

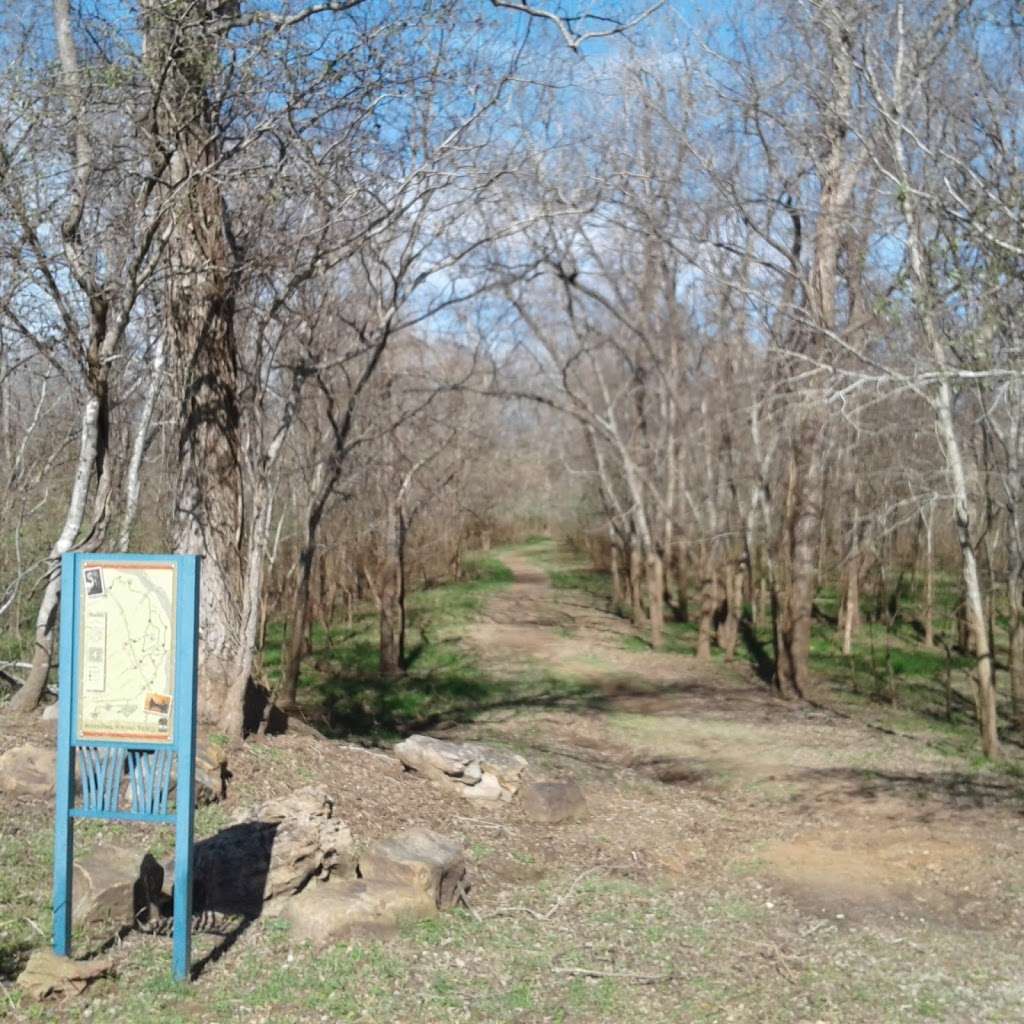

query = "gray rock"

[
  {"left": 172, "top": 734, "right": 227, "bottom": 804},
  {"left": 72, "top": 846, "right": 164, "bottom": 933},
  {"left": 359, "top": 828, "right": 467, "bottom": 909},
  {"left": 519, "top": 779, "right": 587, "bottom": 824},
  {"left": 165, "top": 786, "right": 355, "bottom": 918},
  {"left": 41, "top": 703, "right": 60, "bottom": 721},
  {"left": 394, "top": 734, "right": 528, "bottom": 802},
  {"left": 0, "top": 744, "right": 58, "bottom": 798},
  {"left": 238, "top": 786, "right": 333, "bottom": 824},
  {"left": 17, "top": 949, "right": 113, "bottom": 1001},
  {"left": 277, "top": 877, "right": 436, "bottom": 944}
]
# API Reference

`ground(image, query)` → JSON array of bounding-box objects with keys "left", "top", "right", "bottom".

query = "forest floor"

[{"left": 4, "top": 540, "right": 1024, "bottom": 1022}]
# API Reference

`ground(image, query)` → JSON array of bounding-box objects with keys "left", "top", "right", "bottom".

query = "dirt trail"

[{"left": 466, "top": 547, "right": 1024, "bottom": 933}]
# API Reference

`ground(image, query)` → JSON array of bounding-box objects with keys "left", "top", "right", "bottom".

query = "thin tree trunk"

[
  {"left": 886, "top": 25, "right": 1001, "bottom": 756},
  {"left": 10, "top": 396, "right": 103, "bottom": 711},
  {"left": 923, "top": 504, "right": 935, "bottom": 647},
  {"left": 697, "top": 544, "right": 716, "bottom": 661},
  {"left": 610, "top": 539, "right": 623, "bottom": 613},
  {"left": 379, "top": 502, "right": 404, "bottom": 678},
  {"left": 841, "top": 560, "right": 859, "bottom": 657},
  {"left": 674, "top": 541, "right": 690, "bottom": 623},
  {"left": 1009, "top": 572, "right": 1024, "bottom": 732},
  {"left": 629, "top": 543, "right": 645, "bottom": 627},
  {"left": 777, "top": 430, "right": 823, "bottom": 698},
  {"left": 647, "top": 550, "right": 665, "bottom": 650},
  {"left": 118, "top": 334, "right": 165, "bottom": 550}
]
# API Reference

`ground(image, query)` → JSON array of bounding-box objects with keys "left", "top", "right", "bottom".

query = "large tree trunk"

[
  {"left": 773, "top": 8, "right": 854, "bottom": 699},
  {"left": 716, "top": 559, "right": 740, "bottom": 663},
  {"left": 171, "top": 245, "right": 244, "bottom": 724},
  {"left": 143, "top": 1, "right": 246, "bottom": 725}
]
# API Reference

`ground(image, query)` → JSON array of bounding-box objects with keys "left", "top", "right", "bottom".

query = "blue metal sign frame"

[{"left": 52, "top": 552, "right": 200, "bottom": 981}]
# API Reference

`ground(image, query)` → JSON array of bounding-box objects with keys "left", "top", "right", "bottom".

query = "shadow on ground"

[{"left": 782, "top": 765, "right": 1024, "bottom": 816}]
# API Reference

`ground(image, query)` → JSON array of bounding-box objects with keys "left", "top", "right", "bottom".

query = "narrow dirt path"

[{"left": 465, "top": 546, "right": 1024, "bottom": 936}]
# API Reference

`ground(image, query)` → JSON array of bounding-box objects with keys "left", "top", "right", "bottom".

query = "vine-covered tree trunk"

[{"left": 142, "top": 1, "right": 246, "bottom": 726}]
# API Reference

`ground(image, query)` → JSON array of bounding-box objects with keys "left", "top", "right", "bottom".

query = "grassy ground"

[
  {"left": 3, "top": 540, "right": 1024, "bottom": 1022},
  {"left": 260, "top": 553, "right": 519, "bottom": 741},
  {"left": 531, "top": 544, "right": 1019, "bottom": 768},
  {"left": 257, "top": 549, "right": 604, "bottom": 743}
]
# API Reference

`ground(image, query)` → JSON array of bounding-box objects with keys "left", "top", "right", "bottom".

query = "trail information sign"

[
  {"left": 52, "top": 553, "right": 200, "bottom": 981},
  {"left": 77, "top": 561, "right": 178, "bottom": 743}
]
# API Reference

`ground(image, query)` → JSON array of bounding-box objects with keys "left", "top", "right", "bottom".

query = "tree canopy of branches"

[{"left": 1, "top": 0, "right": 1023, "bottom": 760}]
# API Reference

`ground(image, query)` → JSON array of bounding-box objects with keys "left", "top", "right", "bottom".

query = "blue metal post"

[
  {"left": 52, "top": 553, "right": 79, "bottom": 956},
  {"left": 172, "top": 556, "right": 199, "bottom": 981}
]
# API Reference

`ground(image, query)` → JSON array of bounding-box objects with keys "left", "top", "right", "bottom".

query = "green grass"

[
  {"left": 527, "top": 542, "right": 616, "bottom": 604},
  {"left": 261, "top": 552, "right": 600, "bottom": 742},
  {"left": 548, "top": 566, "right": 613, "bottom": 601},
  {"left": 527, "top": 544, "right": 1021, "bottom": 762},
  {"left": 0, "top": 826, "right": 50, "bottom": 983}
]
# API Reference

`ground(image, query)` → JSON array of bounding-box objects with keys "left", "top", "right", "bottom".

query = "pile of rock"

[
  {"left": 0, "top": 743, "right": 62, "bottom": 798},
  {"left": 64, "top": 787, "right": 466, "bottom": 951},
  {"left": 394, "top": 733, "right": 587, "bottom": 824},
  {"left": 14, "top": 731, "right": 589, "bottom": 1001},
  {"left": 279, "top": 826, "right": 466, "bottom": 944},
  {"left": 394, "top": 734, "right": 528, "bottom": 802}
]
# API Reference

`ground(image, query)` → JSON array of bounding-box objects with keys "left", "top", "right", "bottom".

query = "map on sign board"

[{"left": 76, "top": 561, "right": 177, "bottom": 743}]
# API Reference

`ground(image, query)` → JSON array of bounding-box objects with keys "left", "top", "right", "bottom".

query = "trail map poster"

[{"left": 76, "top": 560, "right": 178, "bottom": 743}]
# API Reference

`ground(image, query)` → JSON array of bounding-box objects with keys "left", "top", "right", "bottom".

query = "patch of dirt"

[
  {"left": 464, "top": 549, "right": 1024, "bottom": 940},
  {"left": 761, "top": 828, "right": 1002, "bottom": 929}
]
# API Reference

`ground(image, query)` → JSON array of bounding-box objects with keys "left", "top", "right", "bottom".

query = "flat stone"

[
  {"left": 41, "top": 703, "right": 60, "bottom": 721},
  {"left": 0, "top": 743, "right": 58, "bottom": 798},
  {"left": 519, "top": 779, "right": 587, "bottom": 824},
  {"left": 72, "top": 846, "right": 164, "bottom": 933},
  {"left": 394, "top": 734, "right": 528, "bottom": 802},
  {"left": 278, "top": 877, "right": 436, "bottom": 944},
  {"left": 240, "top": 786, "right": 334, "bottom": 824},
  {"left": 17, "top": 949, "right": 113, "bottom": 1001},
  {"left": 359, "top": 829, "right": 467, "bottom": 909}
]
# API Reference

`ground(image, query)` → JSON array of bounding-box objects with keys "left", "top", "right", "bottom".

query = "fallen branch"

[
  {"left": 552, "top": 966, "right": 675, "bottom": 985},
  {"left": 452, "top": 815, "right": 516, "bottom": 833},
  {"left": 455, "top": 880, "right": 481, "bottom": 923},
  {"left": 483, "top": 865, "right": 607, "bottom": 921},
  {"left": 0, "top": 666, "right": 27, "bottom": 691}
]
